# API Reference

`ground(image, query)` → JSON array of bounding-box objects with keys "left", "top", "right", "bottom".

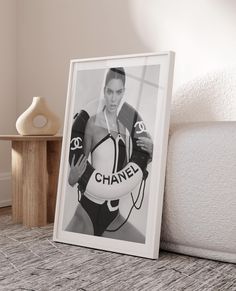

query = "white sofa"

[{"left": 161, "top": 68, "right": 236, "bottom": 263}]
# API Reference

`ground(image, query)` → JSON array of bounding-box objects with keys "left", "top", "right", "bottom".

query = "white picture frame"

[{"left": 53, "top": 52, "right": 175, "bottom": 259}]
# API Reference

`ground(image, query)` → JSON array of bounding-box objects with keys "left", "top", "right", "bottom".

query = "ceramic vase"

[{"left": 16, "top": 97, "right": 60, "bottom": 135}]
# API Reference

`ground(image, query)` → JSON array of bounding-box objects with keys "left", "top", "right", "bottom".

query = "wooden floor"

[{"left": 0, "top": 206, "right": 11, "bottom": 216}]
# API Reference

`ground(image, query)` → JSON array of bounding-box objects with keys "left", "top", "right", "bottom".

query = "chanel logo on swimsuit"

[
  {"left": 70, "top": 137, "right": 83, "bottom": 150},
  {"left": 95, "top": 165, "right": 139, "bottom": 185},
  {"left": 134, "top": 121, "right": 147, "bottom": 134}
]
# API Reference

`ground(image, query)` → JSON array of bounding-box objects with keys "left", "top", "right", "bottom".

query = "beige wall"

[
  {"left": 0, "top": 0, "right": 17, "bottom": 206},
  {"left": 16, "top": 0, "right": 148, "bottom": 127},
  {"left": 130, "top": 0, "right": 236, "bottom": 89},
  {"left": 1, "top": 0, "right": 236, "bottom": 206},
  {"left": 0, "top": 0, "right": 17, "bottom": 148},
  {"left": 16, "top": 0, "right": 236, "bottom": 121}
]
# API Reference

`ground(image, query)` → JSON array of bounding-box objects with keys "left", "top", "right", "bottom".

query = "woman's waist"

[
  {"left": 83, "top": 192, "right": 120, "bottom": 212},
  {"left": 83, "top": 192, "right": 105, "bottom": 204}
]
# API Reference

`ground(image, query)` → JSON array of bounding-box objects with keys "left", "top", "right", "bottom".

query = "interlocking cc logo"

[
  {"left": 134, "top": 121, "right": 147, "bottom": 134},
  {"left": 70, "top": 137, "right": 83, "bottom": 150}
]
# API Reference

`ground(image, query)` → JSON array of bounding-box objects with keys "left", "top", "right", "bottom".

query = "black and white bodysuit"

[{"left": 79, "top": 110, "right": 127, "bottom": 236}]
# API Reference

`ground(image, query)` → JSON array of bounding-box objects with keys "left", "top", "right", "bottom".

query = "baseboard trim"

[
  {"left": 0, "top": 199, "right": 12, "bottom": 207},
  {"left": 0, "top": 172, "right": 11, "bottom": 180},
  {"left": 0, "top": 172, "right": 12, "bottom": 207}
]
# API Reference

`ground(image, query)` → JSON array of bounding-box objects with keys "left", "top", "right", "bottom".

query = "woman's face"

[{"left": 104, "top": 79, "right": 125, "bottom": 113}]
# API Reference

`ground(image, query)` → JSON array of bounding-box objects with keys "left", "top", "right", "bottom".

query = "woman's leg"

[
  {"left": 65, "top": 203, "right": 94, "bottom": 235},
  {"left": 102, "top": 214, "right": 145, "bottom": 244}
]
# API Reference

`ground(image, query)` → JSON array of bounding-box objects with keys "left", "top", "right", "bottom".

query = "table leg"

[
  {"left": 47, "top": 140, "right": 61, "bottom": 223},
  {"left": 12, "top": 141, "right": 23, "bottom": 223},
  {"left": 22, "top": 141, "right": 47, "bottom": 227}
]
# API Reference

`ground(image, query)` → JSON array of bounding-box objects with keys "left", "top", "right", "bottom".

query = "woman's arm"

[
  {"left": 83, "top": 117, "right": 94, "bottom": 158},
  {"left": 68, "top": 117, "right": 94, "bottom": 186},
  {"left": 136, "top": 132, "right": 153, "bottom": 162},
  {"left": 68, "top": 155, "right": 87, "bottom": 186}
]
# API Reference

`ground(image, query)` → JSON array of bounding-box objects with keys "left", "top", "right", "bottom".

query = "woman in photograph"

[{"left": 66, "top": 67, "right": 153, "bottom": 243}]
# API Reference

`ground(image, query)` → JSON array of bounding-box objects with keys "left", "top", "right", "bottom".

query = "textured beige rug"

[{"left": 0, "top": 213, "right": 236, "bottom": 290}]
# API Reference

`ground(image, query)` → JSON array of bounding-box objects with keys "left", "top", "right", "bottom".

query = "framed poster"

[{"left": 53, "top": 52, "right": 175, "bottom": 259}]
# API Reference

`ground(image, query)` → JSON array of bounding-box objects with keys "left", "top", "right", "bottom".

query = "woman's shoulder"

[
  {"left": 93, "top": 111, "right": 106, "bottom": 127},
  {"left": 87, "top": 115, "right": 96, "bottom": 125},
  {"left": 85, "top": 115, "right": 96, "bottom": 136},
  {"left": 87, "top": 112, "right": 105, "bottom": 129}
]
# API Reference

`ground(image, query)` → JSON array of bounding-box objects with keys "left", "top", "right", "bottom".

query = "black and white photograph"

[{"left": 53, "top": 52, "right": 174, "bottom": 258}]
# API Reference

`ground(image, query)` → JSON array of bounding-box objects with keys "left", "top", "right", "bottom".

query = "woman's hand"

[
  {"left": 136, "top": 136, "right": 153, "bottom": 159},
  {"left": 68, "top": 154, "right": 87, "bottom": 186}
]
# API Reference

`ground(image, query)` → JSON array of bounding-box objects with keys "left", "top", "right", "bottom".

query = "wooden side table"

[{"left": 0, "top": 135, "right": 62, "bottom": 227}]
